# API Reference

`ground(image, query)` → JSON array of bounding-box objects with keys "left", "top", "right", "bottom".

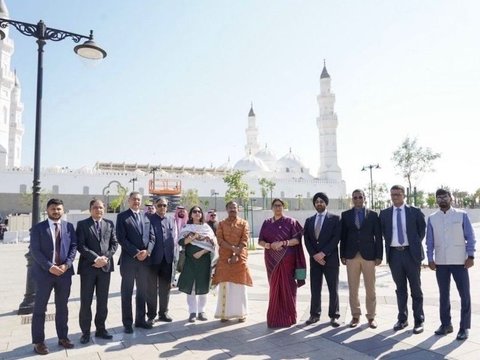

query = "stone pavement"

[{"left": 1, "top": 232, "right": 480, "bottom": 359}]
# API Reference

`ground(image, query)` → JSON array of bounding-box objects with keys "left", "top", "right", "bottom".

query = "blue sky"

[{"left": 5, "top": 0, "right": 480, "bottom": 195}]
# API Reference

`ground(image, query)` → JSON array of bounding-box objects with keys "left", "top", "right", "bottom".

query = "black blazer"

[
  {"left": 340, "top": 208, "right": 383, "bottom": 261},
  {"left": 304, "top": 212, "right": 340, "bottom": 267},
  {"left": 76, "top": 217, "right": 118, "bottom": 273},
  {"left": 148, "top": 213, "right": 176, "bottom": 265},
  {"left": 379, "top": 205, "right": 426, "bottom": 264},
  {"left": 116, "top": 209, "right": 155, "bottom": 265}
]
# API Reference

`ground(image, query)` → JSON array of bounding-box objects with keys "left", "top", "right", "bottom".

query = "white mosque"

[{"left": 0, "top": 0, "right": 346, "bottom": 213}]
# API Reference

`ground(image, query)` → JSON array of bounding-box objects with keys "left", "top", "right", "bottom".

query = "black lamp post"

[
  {"left": 0, "top": 17, "right": 107, "bottom": 315},
  {"left": 129, "top": 177, "right": 138, "bottom": 191},
  {"left": 361, "top": 164, "right": 380, "bottom": 209}
]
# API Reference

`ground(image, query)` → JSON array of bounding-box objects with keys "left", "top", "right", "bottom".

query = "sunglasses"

[
  {"left": 156, "top": 204, "right": 167, "bottom": 208},
  {"left": 192, "top": 210, "right": 202, "bottom": 214},
  {"left": 353, "top": 196, "right": 363, "bottom": 200}
]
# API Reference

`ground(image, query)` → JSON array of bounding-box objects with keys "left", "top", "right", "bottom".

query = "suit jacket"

[
  {"left": 304, "top": 212, "right": 340, "bottom": 267},
  {"left": 148, "top": 213, "right": 176, "bottom": 265},
  {"left": 379, "top": 205, "right": 426, "bottom": 264},
  {"left": 29, "top": 219, "right": 77, "bottom": 276},
  {"left": 116, "top": 209, "right": 155, "bottom": 265},
  {"left": 340, "top": 208, "right": 383, "bottom": 261},
  {"left": 76, "top": 217, "right": 118, "bottom": 274}
]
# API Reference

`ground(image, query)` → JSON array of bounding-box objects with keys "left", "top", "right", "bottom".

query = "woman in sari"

[
  {"left": 258, "top": 198, "right": 306, "bottom": 328},
  {"left": 177, "top": 206, "right": 218, "bottom": 322}
]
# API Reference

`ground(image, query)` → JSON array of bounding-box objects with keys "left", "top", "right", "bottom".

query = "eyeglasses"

[
  {"left": 192, "top": 210, "right": 202, "bottom": 214},
  {"left": 156, "top": 204, "right": 167, "bottom": 208},
  {"left": 273, "top": 204, "right": 283, "bottom": 208},
  {"left": 211, "top": 214, "right": 217, "bottom": 216},
  {"left": 353, "top": 196, "right": 363, "bottom": 200}
]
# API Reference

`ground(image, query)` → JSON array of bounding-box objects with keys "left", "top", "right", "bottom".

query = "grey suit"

[{"left": 380, "top": 205, "right": 426, "bottom": 324}]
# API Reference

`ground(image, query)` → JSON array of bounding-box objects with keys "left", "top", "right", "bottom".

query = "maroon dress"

[{"left": 258, "top": 216, "right": 306, "bottom": 328}]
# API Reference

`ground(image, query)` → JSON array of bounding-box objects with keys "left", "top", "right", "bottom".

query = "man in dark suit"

[
  {"left": 77, "top": 199, "right": 118, "bottom": 344},
  {"left": 340, "top": 189, "right": 382, "bottom": 329},
  {"left": 146, "top": 197, "right": 176, "bottom": 322},
  {"left": 117, "top": 191, "right": 155, "bottom": 333},
  {"left": 29, "top": 198, "right": 77, "bottom": 355},
  {"left": 379, "top": 184, "right": 426, "bottom": 334},
  {"left": 304, "top": 192, "right": 341, "bottom": 327}
]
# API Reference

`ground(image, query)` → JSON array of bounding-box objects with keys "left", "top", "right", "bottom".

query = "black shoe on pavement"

[
  {"left": 393, "top": 320, "right": 408, "bottom": 331},
  {"left": 157, "top": 313, "right": 173, "bottom": 322},
  {"left": 456, "top": 329, "right": 469, "bottom": 340},
  {"left": 95, "top": 330, "right": 113, "bottom": 340},
  {"left": 413, "top": 323, "right": 424, "bottom": 334},
  {"left": 330, "top": 318, "right": 340, "bottom": 328},
  {"left": 305, "top": 316, "right": 319, "bottom": 325},
  {"left": 80, "top": 333, "right": 91, "bottom": 344},
  {"left": 434, "top": 324, "right": 453, "bottom": 336}
]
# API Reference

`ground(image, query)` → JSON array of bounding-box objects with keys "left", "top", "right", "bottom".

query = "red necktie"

[{"left": 54, "top": 223, "right": 61, "bottom": 265}]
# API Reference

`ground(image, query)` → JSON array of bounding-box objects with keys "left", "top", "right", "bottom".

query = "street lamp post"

[
  {"left": 0, "top": 17, "right": 107, "bottom": 315},
  {"left": 361, "top": 164, "right": 380, "bottom": 209},
  {"left": 129, "top": 177, "right": 138, "bottom": 192}
]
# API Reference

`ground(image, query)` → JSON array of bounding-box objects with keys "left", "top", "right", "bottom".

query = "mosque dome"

[
  {"left": 234, "top": 153, "right": 269, "bottom": 172},
  {"left": 275, "top": 149, "right": 307, "bottom": 174},
  {"left": 255, "top": 145, "right": 277, "bottom": 170}
]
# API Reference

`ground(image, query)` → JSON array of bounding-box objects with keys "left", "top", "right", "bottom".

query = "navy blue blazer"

[
  {"left": 29, "top": 219, "right": 77, "bottom": 275},
  {"left": 379, "top": 205, "right": 426, "bottom": 264},
  {"left": 304, "top": 212, "right": 341, "bottom": 267},
  {"left": 148, "top": 213, "right": 175, "bottom": 265},
  {"left": 116, "top": 209, "right": 155, "bottom": 265},
  {"left": 340, "top": 208, "right": 383, "bottom": 261},
  {"left": 76, "top": 217, "right": 118, "bottom": 274}
]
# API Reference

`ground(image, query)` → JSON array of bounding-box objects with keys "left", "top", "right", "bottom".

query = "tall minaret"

[
  {"left": 316, "top": 61, "right": 342, "bottom": 180},
  {"left": 244, "top": 103, "right": 260, "bottom": 156},
  {"left": 0, "top": 0, "right": 24, "bottom": 169}
]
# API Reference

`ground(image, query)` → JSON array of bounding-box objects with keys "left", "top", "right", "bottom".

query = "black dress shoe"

[
  {"left": 330, "top": 318, "right": 340, "bottom": 328},
  {"left": 434, "top": 324, "right": 453, "bottom": 335},
  {"left": 306, "top": 316, "right": 319, "bottom": 325},
  {"left": 124, "top": 325, "right": 134, "bottom": 334},
  {"left": 456, "top": 329, "right": 469, "bottom": 341},
  {"left": 197, "top": 312, "right": 208, "bottom": 321},
  {"left": 393, "top": 320, "right": 408, "bottom": 331},
  {"left": 157, "top": 313, "right": 173, "bottom": 322},
  {"left": 188, "top": 313, "right": 196, "bottom": 322},
  {"left": 413, "top": 323, "right": 424, "bottom": 334},
  {"left": 135, "top": 321, "right": 153, "bottom": 329},
  {"left": 80, "top": 333, "right": 91, "bottom": 344},
  {"left": 95, "top": 330, "right": 113, "bottom": 340}
]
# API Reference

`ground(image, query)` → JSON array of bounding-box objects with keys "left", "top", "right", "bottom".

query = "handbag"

[{"left": 176, "top": 249, "right": 186, "bottom": 272}]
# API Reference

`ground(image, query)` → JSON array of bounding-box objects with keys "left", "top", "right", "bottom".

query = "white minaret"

[
  {"left": 244, "top": 103, "right": 260, "bottom": 156},
  {"left": 0, "top": 0, "right": 24, "bottom": 169},
  {"left": 316, "top": 61, "right": 342, "bottom": 180}
]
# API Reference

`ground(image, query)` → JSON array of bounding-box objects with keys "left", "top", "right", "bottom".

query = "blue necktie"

[{"left": 396, "top": 208, "right": 405, "bottom": 245}]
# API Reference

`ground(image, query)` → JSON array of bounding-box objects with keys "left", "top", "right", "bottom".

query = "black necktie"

[
  {"left": 95, "top": 220, "right": 101, "bottom": 239},
  {"left": 54, "top": 223, "right": 61, "bottom": 265}
]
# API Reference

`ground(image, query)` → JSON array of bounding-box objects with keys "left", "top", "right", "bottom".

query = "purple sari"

[{"left": 258, "top": 216, "right": 306, "bottom": 328}]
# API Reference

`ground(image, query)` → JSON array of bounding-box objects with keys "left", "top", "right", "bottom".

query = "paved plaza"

[{"left": 1, "top": 230, "right": 480, "bottom": 359}]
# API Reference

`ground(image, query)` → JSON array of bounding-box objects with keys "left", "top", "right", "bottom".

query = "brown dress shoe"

[
  {"left": 349, "top": 318, "right": 359, "bottom": 328},
  {"left": 368, "top": 319, "right": 378, "bottom": 329},
  {"left": 33, "top": 342, "right": 49, "bottom": 355},
  {"left": 58, "top": 338, "right": 74, "bottom": 349}
]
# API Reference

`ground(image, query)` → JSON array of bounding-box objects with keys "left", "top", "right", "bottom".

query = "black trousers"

[
  {"left": 79, "top": 269, "right": 111, "bottom": 334},
  {"left": 309, "top": 262, "right": 340, "bottom": 319},
  {"left": 120, "top": 258, "right": 150, "bottom": 327},
  {"left": 388, "top": 248, "right": 424, "bottom": 324},
  {"left": 147, "top": 258, "right": 173, "bottom": 319}
]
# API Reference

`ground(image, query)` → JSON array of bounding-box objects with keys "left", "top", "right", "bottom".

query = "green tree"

[
  {"left": 426, "top": 193, "right": 436, "bottom": 208},
  {"left": 109, "top": 184, "right": 128, "bottom": 213},
  {"left": 392, "top": 137, "right": 441, "bottom": 204},
  {"left": 181, "top": 189, "right": 200, "bottom": 209},
  {"left": 224, "top": 170, "right": 250, "bottom": 206},
  {"left": 258, "top": 177, "right": 276, "bottom": 208},
  {"left": 20, "top": 190, "right": 52, "bottom": 215}
]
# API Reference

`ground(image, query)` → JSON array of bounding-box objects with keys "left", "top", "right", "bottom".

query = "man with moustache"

[
  {"left": 30, "top": 198, "right": 77, "bottom": 355},
  {"left": 117, "top": 191, "right": 155, "bottom": 333},
  {"left": 212, "top": 201, "right": 253, "bottom": 322},
  {"left": 304, "top": 192, "right": 341, "bottom": 327},
  {"left": 77, "top": 199, "right": 118, "bottom": 344},
  {"left": 427, "top": 189, "right": 476, "bottom": 340},
  {"left": 147, "top": 197, "right": 176, "bottom": 322}
]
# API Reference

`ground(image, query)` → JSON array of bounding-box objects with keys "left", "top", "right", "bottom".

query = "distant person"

[
  {"left": 258, "top": 198, "right": 306, "bottom": 328},
  {"left": 304, "top": 192, "right": 341, "bottom": 327},
  {"left": 427, "top": 189, "right": 476, "bottom": 340},
  {"left": 206, "top": 209, "right": 219, "bottom": 234},
  {"left": 144, "top": 203, "right": 156, "bottom": 215},
  {"left": 76, "top": 199, "right": 118, "bottom": 344},
  {"left": 379, "top": 185, "right": 426, "bottom": 334},
  {"left": 30, "top": 198, "right": 77, "bottom": 355},
  {"left": 177, "top": 206, "right": 218, "bottom": 322},
  {"left": 172, "top": 205, "right": 188, "bottom": 285},
  {"left": 340, "top": 189, "right": 383, "bottom": 328},
  {"left": 147, "top": 197, "right": 176, "bottom": 322},
  {"left": 212, "top": 201, "right": 253, "bottom": 322},
  {"left": 116, "top": 192, "right": 155, "bottom": 333}
]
